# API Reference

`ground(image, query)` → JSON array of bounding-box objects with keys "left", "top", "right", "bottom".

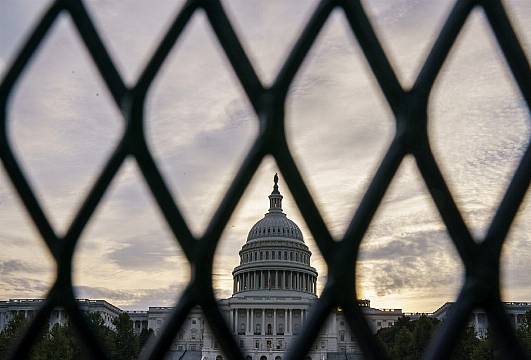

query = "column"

[
  {"left": 235, "top": 308, "right": 239, "bottom": 334},
  {"left": 230, "top": 309, "right": 234, "bottom": 333},
  {"left": 285, "top": 309, "right": 288, "bottom": 335},
  {"left": 289, "top": 309, "right": 293, "bottom": 335},
  {"left": 273, "top": 309, "right": 277, "bottom": 335},
  {"left": 301, "top": 309, "right": 305, "bottom": 327},
  {"left": 261, "top": 271, "right": 264, "bottom": 289},
  {"left": 290, "top": 272, "right": 293, "bottom": 289},
  {"left": 275, "top": 271, "right": 278, "bottom": 289},
  {"left": 262, "top": 309, "right": 265, "bottom": 335},
  {"left": 233, "top": 278, "right": 236, "bottom": 293},
  {"left": 250, "top": 309, "right": 254, "bottom": 334},
  {"left": 246, "top": 309, "right": 250, "bottom": 334}
]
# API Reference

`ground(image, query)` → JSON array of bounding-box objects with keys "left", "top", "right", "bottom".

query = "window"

[
  {"left": 267, "top": 340, "right": 272, "bottom": 350},
  {"left": 377, "top": 321, "right": 382, "bottom": 327},
  {"left": 272, "top": 251, "right": 275, "bottom": 260},
  {"left": 340, "top": 330, "right": 345, "bottom": 342},
  {"left": 255, "top": 340, "right": 260, "bottom": 349},
  {"left": 192, "top": 319, "right": 196, "bottom": 324}
]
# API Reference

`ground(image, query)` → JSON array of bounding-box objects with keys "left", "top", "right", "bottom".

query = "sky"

[{"left": 0, "top": 0, "right": 529, "bottom": 313}]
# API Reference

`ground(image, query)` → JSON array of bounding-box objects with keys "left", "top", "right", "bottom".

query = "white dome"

[{"left": 247, "top": 212, "right": 303, "bottom": 242}]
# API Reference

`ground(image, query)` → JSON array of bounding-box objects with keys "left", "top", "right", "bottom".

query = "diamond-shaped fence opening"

[{"left": 0, "top": 0, "right": 529, "bottom": 359}]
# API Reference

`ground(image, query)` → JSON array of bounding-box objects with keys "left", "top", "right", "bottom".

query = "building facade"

[
  {"left": 0, "top": 176, "right": 403, "bottom": 360},
  {"left": 129, "top": 175, "right": 402, "bottom": 360},
  {"left": 0, "top": 298, "right": 121, "bottom": 331},
  {"left": 432, "top": 301, "right": 531, "bottom": 338}
]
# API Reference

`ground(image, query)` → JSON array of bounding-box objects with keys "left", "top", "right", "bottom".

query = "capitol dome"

[
  {"left": 232, "top": 174, "right": 317, "bottom": 297},
  {"left": 247, "top": 213, "right": 303, "bottom": 242}
]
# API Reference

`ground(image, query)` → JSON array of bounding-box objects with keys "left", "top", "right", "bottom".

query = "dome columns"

[{"left": 233, "top": 269, "right": 317, "bottom": 294}]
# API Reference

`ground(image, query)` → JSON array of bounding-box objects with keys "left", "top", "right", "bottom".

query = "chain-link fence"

[{"left": 1, "top": 0, "right": 529, "bottom": 359}]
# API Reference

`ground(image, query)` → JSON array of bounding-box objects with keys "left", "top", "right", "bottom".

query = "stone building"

[
  {"left": 0, "top": 298, "right": 121, "bottom": 331},
  {"left": 130, "top": 175, "right": 403, "bottom": 360},
  {"left": 432, "top": 301, "right": 531, "bottom": 338},
  {"left": 0, "top": 176, "right": 403, "bottom": 360}
]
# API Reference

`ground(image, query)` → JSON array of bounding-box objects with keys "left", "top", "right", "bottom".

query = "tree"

[
  {"left": 517, "top": 310, "right": 531, "bottom": 353},
  {"left": 470, "top": 335, "right": 495, "bottom": 360},
  {"left": 452, "top": 326, "right": 480, "bottom": 360},
  {"left": 391, "top": 327, "right": 413, "bottom": 360},
  {"left": 85, "top": 312, "right": 116, "bottom": 355},
  {"left": 138, "top": 328, "right": 154, "bottom": 350},
  {"left": 45, "top": 323, "right": 74, "bottom": 360},
  {"left": 112, "top": 313, "right": 138, "bottom": 360},
  {"left": 411, "top": 315, "right": 439, "bottom": 358},
  {"left": 0, "top": 313, "right": 28, "bottom": 358}
]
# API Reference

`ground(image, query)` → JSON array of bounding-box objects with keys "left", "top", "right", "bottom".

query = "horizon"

[{"left": 1, "top": 0, "right": 529, "bottom": 315}]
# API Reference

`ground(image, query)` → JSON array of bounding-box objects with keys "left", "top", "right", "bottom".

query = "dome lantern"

[{"left": 268, "top": 173, "right": 283, "bottom": 213}]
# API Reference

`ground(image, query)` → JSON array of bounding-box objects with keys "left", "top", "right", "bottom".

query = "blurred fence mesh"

[{"left": 0, "top": 0, "right": 529, "bottom": 359}]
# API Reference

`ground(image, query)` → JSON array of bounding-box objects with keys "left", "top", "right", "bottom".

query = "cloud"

[
  {"left": 358, "top": 228, "right": 463, "bottom": 298},
  {"left": 0, "top": 259, "right": 42, "bottom": 275},
  {"left": 105, "top": 234, "right": 185, "bottom": 271},
  {"left": 75, "top": 284, "right": 188, "bottom": 310}
]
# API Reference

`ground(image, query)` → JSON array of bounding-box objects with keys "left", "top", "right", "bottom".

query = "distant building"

[
  {"left": 432, "top": 302, "right": 531, "bottom": 337},
  {"left": 0, "top": 298, "right": 121, "bottom": 331},
  {"left": 0, "top": 176, "right": 403, "bottom": 360}
]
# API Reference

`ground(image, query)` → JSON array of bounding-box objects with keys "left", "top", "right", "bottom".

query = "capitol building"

[
  {"left": 4, "top": 175, "right": 477, "bottom": 359},
  {"left": 127, "top": 175, "right": 403, "bottom": 359}
]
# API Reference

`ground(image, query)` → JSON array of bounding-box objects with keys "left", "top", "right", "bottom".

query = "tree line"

[
  {"left": 376, "top": 311, "right": 531, "bottom": 359},
  {"left": 0, "top": 312, "right": 153, "bottom": 360}
]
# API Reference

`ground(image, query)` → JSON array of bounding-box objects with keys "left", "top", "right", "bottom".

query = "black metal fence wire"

[{"left": 0, "top": 0, "right": 529, "bottom": 359}]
